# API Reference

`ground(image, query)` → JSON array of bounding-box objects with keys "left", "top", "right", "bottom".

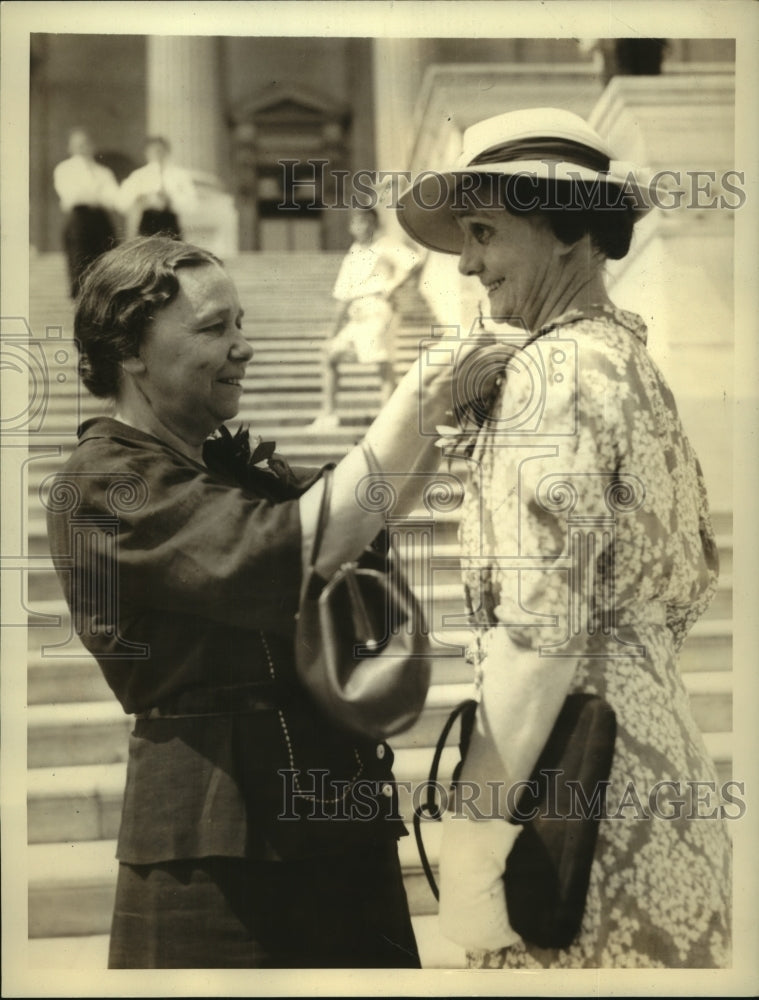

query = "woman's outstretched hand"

[
  {"left": 416, "top": 331, "right": 512, "bottom": 419},
  {"left": 304, "top": 331, "right": 514, "bottom": 580}
]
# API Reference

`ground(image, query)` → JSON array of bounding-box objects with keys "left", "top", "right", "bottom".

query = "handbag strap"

[
  {"left": 412, "top": 698, "right": 478, "bottom": 902},
  {"left": 360, "top": 439, "right": 398, "bottom": 563},
  {"left": 307, "top": 465, "right": 334, "bottom": 570},
  {"left": 307, "top": 442, "right": 378, "bottom": 570}
]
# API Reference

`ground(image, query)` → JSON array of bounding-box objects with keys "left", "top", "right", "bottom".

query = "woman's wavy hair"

[{"left": 74, "top": 236, "right": 222, "bottom": 398}]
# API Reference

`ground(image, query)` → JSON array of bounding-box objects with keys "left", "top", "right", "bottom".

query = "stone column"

[
  {"left": 146, "top": 36, "right": 225, "bottom": 179},
  {"left": 370, "top": 39, "right": 425, "bottom": 246},
  {"left": 372, "top": 38, "right": 423, "bottom": 177},
  {"left": 146, "top": 36, "right": 238, "bottom": 255}
]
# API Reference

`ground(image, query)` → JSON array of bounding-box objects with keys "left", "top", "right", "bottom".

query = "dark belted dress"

[{"left": 46, "top": 417, "right": 419, "bottom": 969}]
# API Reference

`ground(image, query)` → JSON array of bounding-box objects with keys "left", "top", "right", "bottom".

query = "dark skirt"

[
  {"left": 138, "top": 208, "right": 182, "bottom": 239},
  {"left": 108, "top": 841, "right": 420, "bottom": 969},
  {"left": 63, "top": 206, "right": 116, "bottom": 297}
]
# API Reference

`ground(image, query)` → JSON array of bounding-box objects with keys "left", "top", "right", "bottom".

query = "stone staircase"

[{"left": 23, "top": 252, "right": 732, "bottom": 969}]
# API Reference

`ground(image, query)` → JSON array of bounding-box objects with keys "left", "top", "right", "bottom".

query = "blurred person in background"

[
  {"left": 53, "top": 127, "right": 120, "bottom": 298},
  {"left": 118, "top": 136, "right": 198, "bottom": 240},
  {"left": 309, "top": 207, "right": 422, "bottom": 431}
]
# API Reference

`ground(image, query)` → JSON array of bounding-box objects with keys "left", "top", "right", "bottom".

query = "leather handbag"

[
  {"left": 294, "top": 458, "right": 431, "bottom": 742},
  {"left": 414, "top": 691, "right": 617, "bottom": 949}
]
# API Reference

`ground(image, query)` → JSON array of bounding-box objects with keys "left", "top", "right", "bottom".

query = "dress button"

[
  {"left": 376, "top": 744, "right": 386, "bottom": 759},
  {"left": 381, "top": 783, "right": 393, "bottom": 797}
]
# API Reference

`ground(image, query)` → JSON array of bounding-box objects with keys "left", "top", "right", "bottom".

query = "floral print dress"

[{"left": 457, "top": 306, "right": 732, "bottom": 968}]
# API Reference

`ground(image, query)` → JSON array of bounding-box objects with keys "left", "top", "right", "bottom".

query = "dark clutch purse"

[
  {"left": 294, "top": 463, "right": 431, "bottom": 742},
  {"left": 414, "top": 692, "right": 617, "bottom": 949}
]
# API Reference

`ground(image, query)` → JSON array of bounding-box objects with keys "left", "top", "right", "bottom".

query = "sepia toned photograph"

[{"left": 2, "top": 1, "right": 758, "bottom": 996}]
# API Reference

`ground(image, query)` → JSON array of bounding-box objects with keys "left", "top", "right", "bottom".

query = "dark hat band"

[{"left": 468, "top": 136, "right": 611, "bottom": 173}]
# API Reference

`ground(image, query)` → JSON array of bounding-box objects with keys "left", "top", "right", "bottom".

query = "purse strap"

[
  {"left": 306, "top": 442, "right": 380, "bottom": 571},
  {"left": 307, "top": 465, "right": 334, "bottom": 570},
  {"left": 412, "top": 697, "right": 478, "bottom": 902}
]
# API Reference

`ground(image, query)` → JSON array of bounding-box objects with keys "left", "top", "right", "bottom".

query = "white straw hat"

[{"left": 396, "top": 107, "right": 658, "bottom": 254}]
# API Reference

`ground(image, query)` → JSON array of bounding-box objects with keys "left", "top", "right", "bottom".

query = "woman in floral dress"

[{"left": 397, "top": 108, "right": 731, "bottom": 967}]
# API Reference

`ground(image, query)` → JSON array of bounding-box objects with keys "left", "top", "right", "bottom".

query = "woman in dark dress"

[{"left": 46, "top": 235, "right": 502, "bottom": 968}]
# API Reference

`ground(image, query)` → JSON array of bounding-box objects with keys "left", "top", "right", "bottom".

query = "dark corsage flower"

[
  {"left": 433, "top": 374, "right": 505, "bottom": 468},
  {"left": 434, "top": 311, "right": 525, "bottom": 467},
  {"left": 203, "top": 424, "right": 299, "bottom": 494}
]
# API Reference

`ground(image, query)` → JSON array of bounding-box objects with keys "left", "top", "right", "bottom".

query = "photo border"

[{"left": 2, "top": 2, "right": 758, "bottom": 996}]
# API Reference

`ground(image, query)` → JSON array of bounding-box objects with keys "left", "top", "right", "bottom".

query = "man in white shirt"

[
  {"left": 309, "top": 208, "right": 422, "bottom": 430},
  {"left": 53, "top": 128, "right": 120, "bottom": 297},
  {"left": 117, "top": 137, "right": 198, "bottom": 239}
]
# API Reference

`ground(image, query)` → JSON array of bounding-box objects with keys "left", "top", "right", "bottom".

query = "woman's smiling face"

[
  {"left": 130, "top": 263, "right": 253, "bottom": 447},
  {"left": 455, "top": 207, "right": 563, "bottom": 331}
]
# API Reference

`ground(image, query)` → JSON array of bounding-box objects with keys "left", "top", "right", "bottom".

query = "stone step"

[
  {"left": 678, "top": 627, "right": 732, "bottom": 673},
  {"left": 28, "top": 702, "right": 133, "bottom": 769},
  {"left": 28, "top": 839, "right": 119, "bottom": 938},
  {"left": 28, "top": 653, "right": 114, "bottom": 704},
  {"left": 28, "top": 763, "right": 127, "bottom": 844}
]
